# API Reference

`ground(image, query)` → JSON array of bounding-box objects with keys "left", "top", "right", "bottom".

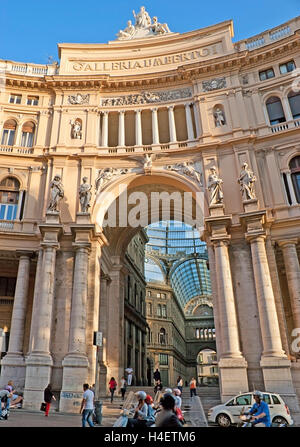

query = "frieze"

[
  {"left": 101, "top": 88, "right": 192, "bottom": 107},
  {"left": 68, "top": 93, "right": 90, "bottom": 105},
  {"left": 202, "top": 77, "right": 226, "bottom": 92}
]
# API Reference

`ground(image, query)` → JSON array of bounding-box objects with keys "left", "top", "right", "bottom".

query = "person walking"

[
  {"left": 176, "top": 376, "right": 183, "bottom": 394},
  {"left": 189, "top": 377, "right": 197, "bottom": 398},
  {"left": 153, "top": 368, "right": 161, "bottom": 385},
  {"left": 80, "top": 383, "right": 95, "bottom": 427},
  {"left": 109, "top": 377, "right": 117, "bottom": 403},
  {"left": 44, "top": 384, "right": 56, "bottom": 417},
  {"left": 120, "top": 376, "right": 127, "bottom": 401}
]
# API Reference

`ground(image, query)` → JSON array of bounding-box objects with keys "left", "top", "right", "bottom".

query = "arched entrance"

[{"left": 197, "top": 348, "right": 219, "bottom": 386}]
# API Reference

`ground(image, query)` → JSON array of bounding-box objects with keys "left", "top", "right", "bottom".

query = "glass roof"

[{"left": 145, "top": 221, "right": 211, "bottom": 308}]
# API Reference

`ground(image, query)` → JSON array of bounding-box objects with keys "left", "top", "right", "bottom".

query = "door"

[{"left": 228, "top": 394, "right": 253, "bottom": 424}]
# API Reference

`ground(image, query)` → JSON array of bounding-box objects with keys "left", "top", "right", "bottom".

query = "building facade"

[{"left": 0, "top": 9, "right": 300, "bottom": 413}]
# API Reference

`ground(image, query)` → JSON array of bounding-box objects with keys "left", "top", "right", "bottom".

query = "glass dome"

[{"left": 145, "top": 221, "right": 212, "bottom": 309}]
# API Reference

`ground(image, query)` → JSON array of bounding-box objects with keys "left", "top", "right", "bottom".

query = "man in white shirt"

[{"left": 80, "top": 383, "right": 95, "bottom": 427}]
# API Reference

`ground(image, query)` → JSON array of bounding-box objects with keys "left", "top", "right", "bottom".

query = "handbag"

[{"left": 40, "top": 402, "right": 46, "bottom": 412}]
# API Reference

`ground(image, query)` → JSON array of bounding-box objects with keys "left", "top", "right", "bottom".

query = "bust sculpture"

[
  {"left": 207, "top": 167, "right": 224, "bottom": 206},
  {"left": 79, "top": 177, "right": 92, "bottom": 213},
  {"left": 47, "top": 175, "right": 64, "bottom": 212},
  {"left": 238, "top": 162, "right": 257, "bottom": 201}
]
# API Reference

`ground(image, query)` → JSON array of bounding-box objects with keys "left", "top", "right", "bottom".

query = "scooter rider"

[{"left": 244, "top": 391, "right": 271, "bottom": 427}]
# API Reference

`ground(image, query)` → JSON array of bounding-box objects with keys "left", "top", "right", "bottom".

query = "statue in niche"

[
  {"left": 151, "top": 16, "right": 170, "bottom": 34},
  {"left": 207, "top": 166, "right": 224, "bottom": 206},
  {"left": 214, "top": 108, "right": 226, "bottom": 127},
  {"left": 47, "top": 175, "right": 64, "bottom": 212},
  {"left": 79, "top": 177, "right": 92, "bottom": 213},
  {"left": 133, "top": 6, "right": 151, "bottom": 28},
  {"left": 70, "top": 119, "right": 82, "bottom": 139},
  {"left": 117, "top": 20, "right": 135, "bottom": 39},
  {"left": 238, "top": 162, "right": 257, "bottom": 201}
]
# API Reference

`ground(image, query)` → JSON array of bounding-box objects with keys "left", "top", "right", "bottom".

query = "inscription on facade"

[{"left": 71, "top": 45, "right": 219, "bottom": 73}]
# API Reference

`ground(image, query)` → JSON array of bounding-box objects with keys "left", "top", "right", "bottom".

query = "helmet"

[
  {"left": 173, "top": 388, "right": 181, "bottom": 396},
  {"left": 135, "top": 391, "right": 147, "bottom": 400},
  {"left": 253, "top": 390, "right": 263, "bottom": 399},
  {"left": 164, "top": 388, "right": 172, "bottom": 394},
  {"left": 145, "top": 394, "right": 153, "bottom": 405}
]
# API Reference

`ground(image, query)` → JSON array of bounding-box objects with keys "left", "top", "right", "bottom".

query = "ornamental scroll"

[{"left": 101, "top": 88, "right": 192, "bottom": 107}]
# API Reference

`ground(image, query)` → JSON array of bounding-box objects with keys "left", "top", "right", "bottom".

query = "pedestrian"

[
  {"left": 44, "top": 384, "right": 56, "bottom": 417},
  {"left": 153, "top": 368, "right": 161, "bottom": 385},
  {"left": 127, "top": 371, "right": 133, "bottom": 386},
  {"left": 154, "top": 378, "right": 163, "bottom": 395},
  {"left": 80, "top": 383, "right": 95, "bottom": 427},
  {"left": 0, "top": 389, "right": 12, "bottom": 421},
  {"left": 120, "top": 376, "right": 127, "bottom": 401},
  {"left": 176, "top": 376, "right": 183, "bottom": 393},
  {"left": 155, "top": 394, "right": 182, "bottom": 427},
  {"left": 109, "top": 377, "right": 117, "bottom": 403},
  {"left": 189, "top": 377, "right": 197, "bottom": 398}
]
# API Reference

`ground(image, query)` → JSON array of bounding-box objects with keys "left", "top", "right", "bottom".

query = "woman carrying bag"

[{"left": 44, "top": 384, "right": 56, "bottom": 417}]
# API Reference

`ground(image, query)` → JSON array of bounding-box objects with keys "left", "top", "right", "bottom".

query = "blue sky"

[{"left": 0, "top": 0, "right": 299, "bottom": 64}]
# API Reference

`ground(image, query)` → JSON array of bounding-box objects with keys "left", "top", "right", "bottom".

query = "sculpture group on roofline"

[{"left": 117, "top": 6, "right": 171, "bottom": 40}]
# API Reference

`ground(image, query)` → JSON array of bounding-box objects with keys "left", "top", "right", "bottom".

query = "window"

[
  {"left": 159, "top": 328, "right": 166, "bottom": 345},
  {"left": 288, "top": 91, "right": 300, "bottom": 119},
  {"left": 266, "top": 96, "right": 286, "bottom": 125},
  {"left": 279, "top": 60, "right": 296, "bottom": 74},
  {"left": 157, "top": 304, "right": 162, "bottom": 317},
  {"left": 156, "top": 293, "right": 161, "bottom": 298},
  {"left": 21, "top": 121, "right": 35, "bottom": 147},
  {"left": 159, "top": 353, "right": 168, "bottom": 365},
  {"left": 147, "top": 302, "right": 152, "bottom": 316},
  {"left": 290, "top": 156, "right": 300, "bottom": 203},
  {"left": 0, "top": 277, "right": 16, "bottom": 297},
  {"left": 135, "top": 327, "right": 139, "bottom": 344},
  {"left": 196, "top": 328, "right": 200, "bottom": 339},
  {"left": 127, "top": 345, "right": 132, "bottom": 368},
  {"left": 161, "top": 293, "right": 166, "bottom": 299},
  {"left": 147, "top": 291, "right": 151, "bottom": 297},
  {"left": 259, "top": 68, "right": 275, "bottom": 81},
  {"left": 235, "top": 394, "right": 252, "bottom": 406},
  {"left": 263, "top": 394, "right": 271, "bottom": 404},
  {"left": 226, "top": 399, "right": 234, "bottom": 406},
  {"left": 0, "top": 177, "right": 20, "bottom": 221},
  {"left": 272, "top": 395, "right": 281, "bottom": 405},
  {"left": 127, "top": 321, "right": 132, "bottom": 338},
  {"left": 161, "top": 304, "right": 167, "bottom": 318},
  {"left": 9, "top": 94, "right": 21, "bottom": 104},
  {"left": 27, "top": 96, "right": 39, "bottom": 106},
  {"left": 1, "top": 120, "right": 17, "bottom": 146}
]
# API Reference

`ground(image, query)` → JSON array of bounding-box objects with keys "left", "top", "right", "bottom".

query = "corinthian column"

[
  {"left": 168, "top": 105, "right": 177, "bottom": 143},
  {"left": 135, "top": 109, "right": 142, "bottom": 146},
  {"left": 0, "top": 252, "right": 32, "bottom": 389},
  {"left": 118, "top": 110, "right": 125, "bottom": 147},
  {"left": 279, "top": 240, "right": 300, "bottom": 330},
  {"left": 151, "top": 108, "right": 160, "bottom": 145},
  {"left": 101, "top": 111, "right": 109, "bottom": 147}
]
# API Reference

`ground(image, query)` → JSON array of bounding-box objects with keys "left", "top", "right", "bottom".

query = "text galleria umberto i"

[{"left": 0, "top": 7, "right": 300, "bottom": 413}]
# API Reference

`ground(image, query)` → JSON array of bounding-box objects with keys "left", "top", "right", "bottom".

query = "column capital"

[
  {"left": 151, "top": 107, "right": 158, "bottom": 113},
  {"left": 15, "top": 250, "right": 34, "bottom": 259},
  {"left": 185, "top": 102, "right": 194, "bottom": 108},
  {"left": 167, "top": 105, "right": 175, "bottom": 111},
  {"left": 72, "top": 242, "right": 91, "bottom": 253},
  {"left": 245, "top": 234, "right": 266, "bottom": 244},
  {"left": 119, "top": 110, "right": 125, "bottom": 115},
  {"left": 278, "top": 239, "right": 298, "bottom": 248},
  {"left": 135, "top": 109, "right": 142, "bottom": 114},
  {"left": 101, "top": 110, "right": 109, "bottom": 116},
  {"left": 40, "top": 242, "right": 60, "bottom": 250},
  {"left": 211, "top": 239, "right": 231, "bottom": 248}
]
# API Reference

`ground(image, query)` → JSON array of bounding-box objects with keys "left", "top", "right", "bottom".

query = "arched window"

[
  {"left": 21, "top": 121, "right": 35, "bottom": 147},
  {"left": 266, "top": 97, "right": 286, "bottom": 125},
  {"left": 1, "top": 120, "right": 17, "bottom": 146},
  {"left": 159, "top": 328, "right": 166, "bottom": 345},
  {"left": 290, "top": 156, "right": 300, "bottom": 203},
  {"left": 0, "top": 177, "right": 21, "bottom": 221},
  {"left": 157, "top": 304, "right": 162, "bottom": 317},
  {"left": 288, "top": 91, "right": 300, "bottom": 120}
]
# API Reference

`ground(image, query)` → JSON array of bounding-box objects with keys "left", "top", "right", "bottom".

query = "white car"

[{"left": 208, "top": 391, "right": 294, "bottom": 427}]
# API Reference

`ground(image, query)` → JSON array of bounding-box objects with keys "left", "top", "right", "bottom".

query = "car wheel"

[
  {"left": 216, "top": 413, "right": 231, "bottom": 427},
  {"left": 272, "top": 416, "right": 288, "bottom": 425}
]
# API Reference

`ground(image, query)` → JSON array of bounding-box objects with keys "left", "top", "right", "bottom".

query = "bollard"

[{"left": 94, "top": 400, "right": 103, "bottom": 425}]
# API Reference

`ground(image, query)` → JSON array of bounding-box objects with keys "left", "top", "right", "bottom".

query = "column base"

[
  {"left": 219, "top": 356, "right": 248, "bottom": 402},
  {"left": 0, "top": 354, "right": 26, "bottom": 390},
  {"left": 98, "top": 362, "right": 108, "bottom": 398},
  {"left": 260, "top": 356, "right": 300, "bottom": 412},
  {"left": 23, "top": 353, "right": 53, "bottom": 410},
  {"left": 59, "top": 354, "right": 89, "bottom": 413}
]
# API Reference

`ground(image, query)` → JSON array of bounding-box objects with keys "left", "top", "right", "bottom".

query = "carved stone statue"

[
  {"left": 167, "top": 162, "right": 202, "bottom": 185},
  {"left": 71, "top": 119, "right": 82, "bottom": 139},
  {"left": 79, "top": 177, "right": 92, "bottom": 213},
  {"left": 47, "top": 175, "right": 64, "bottom": 212},
  {"left": 214, "top": 108, "right": 226, "bottom": 127},
  {"left": 133, "top": 6, "right": 151, "bottom": 28},
  {"left": 144, "top": 154, "right": 153, "bottom": 169},
  {"left": 95, "top": 167, "right": 129, "bottom": 192},
  {"left": 151, "top": 16, "right": 170, "bottom": 34},
  {"left": 238, "top": 162, "right": 257, "bottom": 201},
  {"left": 68, "top": 94, "right": 90, "bottom": 105},
  {"left": 207, "top": 167, "right": 224, "bottom": 206},
  {"left": 117, "top": 20, "right": 135, "bottom": 39}
]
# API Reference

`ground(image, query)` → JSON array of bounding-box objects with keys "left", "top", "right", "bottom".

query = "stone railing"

[
  {"left": 270, "top": 118, "right": 300, "bottom": 134},
  {"left": 236, "top": 17, "right": 299, "bottom": 52},
  {"left": 98, "top": 139, "right": 198, "bottom": 155},
  {"left": 0, "top": 60, "right": 58, "bottom": 77},
  {"left": 0, "top": 145, "right": 34, "bottom": 154},
  {"left": 0, "top": 220, "right": 14, "bottom": 230}
]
